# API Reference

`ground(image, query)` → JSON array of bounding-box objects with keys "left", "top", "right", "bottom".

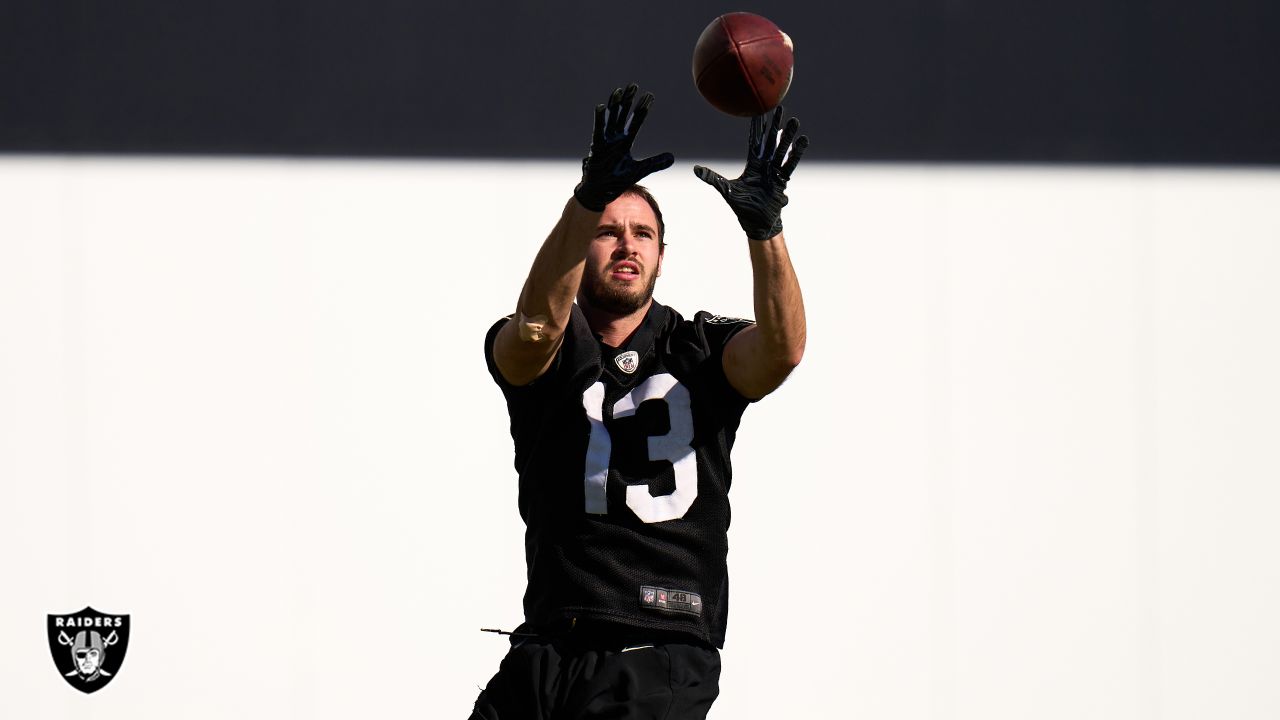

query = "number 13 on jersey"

[{"left": 582, "top": 373, "right": 697, "bottom": 523}]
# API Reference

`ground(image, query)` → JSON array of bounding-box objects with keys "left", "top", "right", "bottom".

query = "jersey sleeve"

[
  {"left": 484, "top": 308, "right": 600, "bottom": 476},
  {"left": 484, "top": 305, "right": 601, "bottom": 401},
  {"left": 483, "top": 315, "right": 517, "bottom": 392},
  {"left": 696, "top": 313, "right": 755, "bottom": 351},
  {"left": 692, "top": 311, "right": 758, "bottom": 406},
  {"left": 483, "top": 315, "right": 566, "bottom": 402}
]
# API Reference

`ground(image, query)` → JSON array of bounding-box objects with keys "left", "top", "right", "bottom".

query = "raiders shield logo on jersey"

[
  {"left": 47, "top": 607, "right": 130, "bottom": 694},
  {"left": 614, "top": 350, "right": 640, "bottom": 374}
]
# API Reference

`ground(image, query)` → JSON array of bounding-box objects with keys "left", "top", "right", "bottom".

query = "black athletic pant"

[{"left": 469, "top": 621, "right": 721, "bottom": 720}]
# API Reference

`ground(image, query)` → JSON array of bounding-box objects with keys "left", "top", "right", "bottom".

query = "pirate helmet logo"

[{"left": 47, "top": 607, "right": 130, "bottom": 694}]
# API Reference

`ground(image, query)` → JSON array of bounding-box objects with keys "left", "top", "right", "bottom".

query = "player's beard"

[{"left": 580, "top": 265, "right": 658, "bottom": 316}]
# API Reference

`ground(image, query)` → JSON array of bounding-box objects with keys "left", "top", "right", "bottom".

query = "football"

[{"left": 692, "top": 12, "right": 795, "bottom": 117}]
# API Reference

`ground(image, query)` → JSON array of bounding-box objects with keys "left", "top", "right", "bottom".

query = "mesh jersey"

[{"left": 484, "top": 301, "right": 754, "bottom": 648}]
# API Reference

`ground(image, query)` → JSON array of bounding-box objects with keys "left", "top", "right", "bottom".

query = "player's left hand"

[{"left": 694, "top": 107, "right": 808, "bottom": 241}]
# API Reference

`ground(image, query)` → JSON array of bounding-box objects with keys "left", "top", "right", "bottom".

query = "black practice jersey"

[{"left": 484, "top": 301, "right": 755, "bottom": 648}]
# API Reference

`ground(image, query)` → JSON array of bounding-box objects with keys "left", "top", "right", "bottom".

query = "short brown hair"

[{"left": 621, "top": 184, "right": 666, "bottom": 248}]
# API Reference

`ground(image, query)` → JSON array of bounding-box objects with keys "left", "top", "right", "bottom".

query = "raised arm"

[
  {"left": 695, "top": 108, "right": 809, "bottom": 399},
  {"left": 491, "top": 84, "right": 675, "bottom": 386}
]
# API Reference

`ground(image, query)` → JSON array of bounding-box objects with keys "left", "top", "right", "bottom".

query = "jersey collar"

[{"left": 597, "top": 301, "right": 668, "bottom": 384}]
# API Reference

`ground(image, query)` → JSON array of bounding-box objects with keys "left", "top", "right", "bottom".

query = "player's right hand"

[{"left": 573, "top": 84, "right": 676, "bottom": 212}]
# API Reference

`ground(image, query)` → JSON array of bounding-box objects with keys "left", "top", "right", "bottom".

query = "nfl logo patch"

[{"left": 614, "top": 351, "right": 640, "bottom": 374}]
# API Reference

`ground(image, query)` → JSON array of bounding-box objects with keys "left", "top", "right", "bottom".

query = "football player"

[{"left": 474, "top": 83, "right": 808, "bottom": 719}]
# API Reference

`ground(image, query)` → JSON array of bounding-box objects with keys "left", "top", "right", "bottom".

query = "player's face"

[{"left": 579, "top": 194, "right": 664, "bottom": 316}]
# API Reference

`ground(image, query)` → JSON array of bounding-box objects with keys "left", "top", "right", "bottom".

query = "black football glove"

[
  {"left": 573, "top": 84, "right": 676, "bottom": 212},
  {"left": 694, "top": 107, "right": 809, "bottom": 241}
]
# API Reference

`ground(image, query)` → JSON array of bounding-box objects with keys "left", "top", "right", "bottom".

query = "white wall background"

[{"left": 1, "top": 157, "right": 1278, "bottom": 719}]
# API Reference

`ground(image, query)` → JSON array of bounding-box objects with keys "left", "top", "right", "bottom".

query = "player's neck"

[{"left": 581, "top": 299, "right": 652, "bottom": 348}]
